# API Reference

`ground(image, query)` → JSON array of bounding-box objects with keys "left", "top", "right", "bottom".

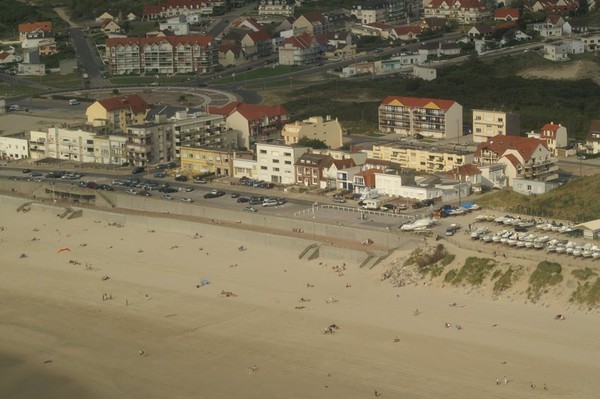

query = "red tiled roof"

[
  {"left": 475, "top": 135, "right": 548, "bottom": 160},
  {"left": 281, "top": 33, "right": 315, "bottom": 49},
  {"left": 381, "top": 96, "right": 457, "bottom": 111},
  {"left": 546, "top": 14, "right": 563, "bottom": 24},
  {"left": 234, "top": 103, "right": 288, "bottom": 121},
  {"left": 393, "top": 26, "right": 422, "bottom": 35},
  {"left": 207, "top": 101, "right": 241, "bottom": 116},
  {"left": 457, "top": 164, "right": 481, "bottom": 176},
  {"left": 246, "top": 30, "right": 271, "bottom": 42},
  {"left": 494, "top": 8, "right": 520, "bottom": 19},
  {"left": 303, "top": 12, "right": 325, "bottom": 23},
  {"left": 495, "top": 21, "right": 517, "bottom": 30},
  {"left": 107, "top": 35, "right": 213, "bottom": 48},
  {"left": 232, "top": 17, "right": 263, "bottom": 31},
  {"left": 143, "top": 4, "right": 162, "bottom": 14},
  {"left": 502, "top": 153, "right": 521, "bottom": 168},
  {"left": 18, "top": 21, "right": 52, "bottom": 33},
  {"left": 366, "top": 22, "right": 392, "bottom": 30},
  {"left": 328, "top": 158, "right": 356, "bottom": 169},
  {"left": 541, "top": 123, "right": 559, "bottom": 132},
  {"left": 218, "top": 44, "right": 241, "bottom": 55},
  {"left": 0, "top": 51, "right": 12, "bottom": 60},
  {"left": 97, "top": 94, "right": 150, "bottom": 114}
]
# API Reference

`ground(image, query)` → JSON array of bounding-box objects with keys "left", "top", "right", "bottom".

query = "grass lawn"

[
  {"left": 0, "top": 82, "right": 40, "bottom": 97},
  {"left": 212, "top": 65, "right": 307, "bottom": 84},
  {"left": 109, "top": 75, "right": 192, "bottom": 85},
  {"left": 22, "top": 73, "right": 84, "bottom": 89}
]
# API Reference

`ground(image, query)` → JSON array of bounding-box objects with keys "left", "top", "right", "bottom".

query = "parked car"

[
  {"left": 194, "top": 178, "right": 207, "bottom": 184},
  {"left": 154, "top": 172, "right": 166, "bottom": 178},
  {"left": 231, "top": 193, "right": 240, "bottom": 198},
  {"left": 181, "top": 197, "right": 193, "bottom": 203},
  {"left": 159, "top": 187, "right": 178, "bottom": 193},
  {"left": 397, "top": 204, "right": 408, "bottom": 210},
  {"left": 100, "top": 184, "right": 113, "bottom": 191},
  {"left": 382, "top": 204, "right": 396, "bottom": 212},
  {"left": 333, "top": 195, "right": 346, "bottom": 203},
  {"left": 185, "top": 187, "right": 195, "bottom": 192},
  {"left": 276, "top": 197, "right": 287, "bottom": 205},
  {"left": 262, "top": 199, "right": 278, "bottom": 207},
  {"left": 132, "top": 167, "right": 145, "bottom": 174},
  {"left": 204, "top": 190, "right": 225, "bottom": 199},
  {"left": 237, "top": 197, "right": 249, "bottom": 203},
  {"left": 244, "top": 206, "right": 257, "bottom": 212},
  {"left": 85, "top": 182, "right": 99, "bottom": 189},
  {"left": 161, "top": 194, "right": 173, "bottom": 200},
  {"left": 174, "top": 174, "right": 188, "bottom": 182},
  {"left": 22, "top": 168, "right": 32, "bottom": 173}
]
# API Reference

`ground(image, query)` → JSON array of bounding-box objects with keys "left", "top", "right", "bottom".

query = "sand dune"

[{"left": 1, "top": 200, "right": 600, "bottom": 398}]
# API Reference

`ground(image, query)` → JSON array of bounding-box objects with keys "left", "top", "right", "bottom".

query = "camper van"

[{"left": 361, "top": 199, "right": 381, "bottom": 211}]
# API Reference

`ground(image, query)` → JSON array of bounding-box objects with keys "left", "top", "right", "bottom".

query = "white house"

[
  {"left": 0, "top": 136, "right": 29, "bottom": 160},
  {"left": 543, "top": 42, "right": 568, "bottom": 61},
  {"left": 375, "top": 173, "right": 442, "bottom": 200},
  {"left": 526, "top": 122, "right": 568, "bottom": 156},
  {"left": 256, "top": 143, "right": 309, "bottom": 184}
]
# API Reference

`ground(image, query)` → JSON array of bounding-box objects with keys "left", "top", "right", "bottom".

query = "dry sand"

[
  {"left": 519, "top": 60, "right": 600, "bottom": 85},
  {"left": 1, "top": 201, "right": 600, "bottom": 398}
]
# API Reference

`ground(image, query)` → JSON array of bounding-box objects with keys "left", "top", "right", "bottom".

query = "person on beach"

[{"left": 139, "top": 350, "right": 145, "bottom": 357}]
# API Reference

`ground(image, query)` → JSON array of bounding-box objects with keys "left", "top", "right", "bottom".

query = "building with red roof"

[
  {"left": 378, "top": 96, "right": 463, "bottom": 139},
  {"left": 278, "top": 33, "right": 322, "bottom": 66},
  {"left": 18, "top": 22, "right": 52, "bottom": 42},
  {"left": 474, "top": 135, "right": 558, "bottom": 187},
  {"left": 494, "top": 8, "right": 520, "bottom": 21},
  {"left": 210, "top": 103, "right": 289, "bottom": 148},
  {"left": 424, "top": 0, "right": 491, "bottom": 24},
  {"left": 86, "top": 94, "right": 151, "bottom": 134},
  {"left": 390, "top": 26, "right": 422, "bottom": 41},
  {"left": 526, "top": 122, "right": 568, "bottom": 156},
  {"left": 106, "top": 35, "right": 217, "bottom": 75}
]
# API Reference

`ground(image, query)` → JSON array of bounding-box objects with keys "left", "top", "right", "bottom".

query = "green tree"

[{"left": 298, "top": 137, "right": 328, "bottom": 149}]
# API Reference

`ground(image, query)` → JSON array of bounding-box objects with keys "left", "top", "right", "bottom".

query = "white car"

[{"left": 181, "top": 197, "right": 193, "bottom": 203}]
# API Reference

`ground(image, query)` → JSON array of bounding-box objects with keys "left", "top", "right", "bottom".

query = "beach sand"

[{"left": 1, "top": 202, "right": 600, "bottom": 398}]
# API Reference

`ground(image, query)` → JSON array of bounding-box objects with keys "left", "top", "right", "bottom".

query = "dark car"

[
  {"left": 174, "top": 175, "right": 188, "bottom": 182},
  {"left": 166, "top": 162, "right": 177, "bottom": 169},
  {"left": 243, "top": 206, "right": 257, "bottom": 212},
  {"left": 276, "top": 197, "right": 287, "bottom": 205},
  {"left": 86, "top": 182, "right": 99, "bottom": 189},
  {"left": 204, "top": 190, "right": 225, "bottom": 199},
  {"left": 382, "top": 204, "right": 396, "bottom": 212},
  {"left": 237, "top": 197, "right": 249, "bottom": 203},
  {"left": 132, "top": 167, "right": 145, "bottom": 174},
  {"left": 154, "top": 172, "right": 166, "bottom": 178},
  {"left": 159, "top": 187, "right": 178, "bottom": 193},
  {"left": 100, "top": 184, "right": 113, "bottom": 191},
  {"left": 22, "top": 169, "right": 32, "bottom": 173}
]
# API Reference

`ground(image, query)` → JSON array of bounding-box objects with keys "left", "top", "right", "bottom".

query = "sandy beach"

[{"left": 1, "top": 199, "right": 600, "bottom": 398}]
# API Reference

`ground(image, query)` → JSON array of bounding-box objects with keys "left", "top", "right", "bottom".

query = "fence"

[{"left": 295, "top": 204, "right": 415, "bottom": 221}]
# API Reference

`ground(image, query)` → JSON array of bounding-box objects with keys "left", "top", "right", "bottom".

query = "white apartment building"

[
  {"left": 281, "top": 115, "right": 343, "bottom": 148},
  {"left": 29, "top": 127, "right": 127, "bottom": 164},
  {"left": 472, "top": 109, "right": 520, "bottom": 143},
  {"left": 258, "top": 0, "right": 295, "bottom": 17},
  {"left": 171, "top": 111, "right": 236, "bottom": 159},
  {"left": 0, "top": 136, "right": 29, "bottom": 160},
  {"left": 256, "top": 143, "right": 309, "bottom": 184}
]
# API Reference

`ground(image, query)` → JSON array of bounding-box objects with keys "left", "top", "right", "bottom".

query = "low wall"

[{"left": 0, "top": 195, "right": 375, "bottom": 265}]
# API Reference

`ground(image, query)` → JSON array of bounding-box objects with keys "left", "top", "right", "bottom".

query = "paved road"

[{"left": 69, "top": 28, "right": 103, "bottom": 88}]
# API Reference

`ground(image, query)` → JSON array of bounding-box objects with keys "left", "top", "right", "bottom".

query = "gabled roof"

[
  {"left": 471, "top": 24, "right": 493, "bottom": 34},
  {"left": 495, "top": 21, "right": 517, "bottom": 30},
  {"left": 380, "top": 96, "right": 457, "bottom": 111},
  {"left": 546, "top": 14, "right": 564, "bottom": 24},
  {"left": 302, "top": 12, "right": 325, "bottom": 23},
  {"left": 294, "top": 153, "right": 333, "bottom": 167},
  {"left": 502, "top": 153, "right": 521, "bottom": 169},
  {"left": 18, "top": 21, "right": 52, "bottom": 33},
  {"left": 281, "top": 33, "right": 315, "bottom": 49},
  {"left": 101, "top": 19, "right": 121, "bottom": 28},
  {"left": 365, "top": 158, "right": 396, "bottom": 168},
  {"left": 218, "top": 43, "right": 241, "bottom": 55},
  {"left": 232, "top": 16, "right": 263, "bottom": 31},
  {"left": 587, "top": 119, "right": 600, "bottom": 143},
  {"left": 356, "top": 168, "right": 383, "bottom": 178},
  {"left": 427, "top": 0, "right": 487, "bottom": 11},
  {"left": 0, "top": 51, "right": 13, "bottom": 60},
  {"left": 494, "top": 8, "right": 520, "bottom": 19},
  {"left": 475, "top": 135, "right": 548, "bottom": 160},
  {"left": 98, "top": 10, "right": 119, "bottom": 18},
  {"left": 326, "top": 158, "right": 356, "bottom": 169},
  {"left": 424, "top": 17, "right": 448, "bottom": 28},
  {"left": 454, "top": 164, "right": 482, "bottom": 176},
  {"left": 541, "top": 123, "right": 560, "bottom": 132},
  {"left": 393, "top": 26, "right": 422, "bottom": 35},
  {"left": 107, "top": 35, "right": 213, "bottom": 48},
  {"left": 245, "top": 30, "right": 272, "bottom": 42},
  {"left": 97, "top": 94, "right": 150, "bottom": 114},
  {"left": 208, "top": 102, "right": 287, "bottom": 121}
]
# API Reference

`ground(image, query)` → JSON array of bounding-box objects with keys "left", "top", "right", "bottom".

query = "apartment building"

[
  {"left": 378, "top": 95, "right": 463, "bottom": 139},
  {"left": 475, "top": 135, "right": 558, "bottom": 187},
  {"left": 370, "top": 142, "right": 473, "bottom": 173},
  {"left": 143, "top": 0, "right": 214, "bottom": 20},
  {"left": 584, "top": 120, "right": 600, "bottom": 154},
  {"left": 424, "top": 0, "right": 491, "bottom": 24},
  {"left": 180, "top": 146, "right": 252, "bottom": 177},
  {"left": 472, "top": 109, "right": 520, "bottom": 143},
  {"left": 208, "top": 102, "right": 289, "bottom": 148},
  {"left": 29, "top": 127, "right": 127, "bottom": 164},
  {"left": 351, "top": 0, "right": 410, "bottom": 24},
  {"left": 256, "top": 143, "right": 309, "bottom": 184},
  {"left": 86, "top": 94, "right": 150, "bottom": 134},
  {"left": 171, "top": 110, "right": 235, "bottom": 158},
  {"left": 126, "top": 121, "right": 175, "bottom": 167},
  {"left": 281, "top": 115, "right": 343, "bottom": 148},
  {"left": 106, "top": 35, "right": 217, "bottom": 75},
  {"left": 278, "top": 33, "right": 322, "bottom": 66},
  {"left": 0, "top": 136, "right": 29, "bottom": 160},
  {"left": 258, "top": 0, "right": 295, "bottom": 17}
]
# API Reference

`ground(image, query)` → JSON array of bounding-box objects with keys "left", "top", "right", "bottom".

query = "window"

[
  {"left": 284, "top": 152, "right": 291, "bottom": 156},
  {"left": 259, "top": 149, "right": 267, "bottom": 154},
  {"left": 285, "top": 160, "right": 291, "bottom": 165},
  {"left": 273, "top": 167, "right": 280, "bottom": 172},
  {"left": 273, "top": 159, "right": 279, "bottom": 163},
  {"left": 261, "top": 166, "right": 267, "bottom": 170}
]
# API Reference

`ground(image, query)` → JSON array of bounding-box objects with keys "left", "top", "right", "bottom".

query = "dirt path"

[{"left": 53, "top": 7, "right": 79, "bottom": 28}]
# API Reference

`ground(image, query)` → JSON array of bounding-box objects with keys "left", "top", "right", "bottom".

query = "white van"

[
  {"left": 262, "top": 199, "right": 278, "bottom": 207},
  {"left": 69, "top": 99, "right": 80, "bottom": 105},
  {"left": 362, "top": 199, "right": 381, "bottom": 210}
]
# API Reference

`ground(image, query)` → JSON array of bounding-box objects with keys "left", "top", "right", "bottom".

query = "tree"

[{"left": 298, "top": 137, "right": 328, "bottom": 149}]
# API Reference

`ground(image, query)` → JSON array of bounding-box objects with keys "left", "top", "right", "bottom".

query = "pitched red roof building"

[
  {"left": 98, "top": 94, "right": 150, "bottom": 114},
  {"left": 494, "top": 8, "right": 520, "bottom": 21},
  {"left": 18, "top": 21, "right": 52, "bottom": 34}
]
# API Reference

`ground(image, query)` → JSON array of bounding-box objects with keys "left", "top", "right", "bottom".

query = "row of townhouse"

[
  {"left": 423, "top": 0, "right": 492, "bottom": 25},
  {"left": 142, "top": 0, "right": 219, "bottom": 20},
  {"left": 105, "top": 35, "right": 217, "bottom": 75},
  {"left": 258, "top": 0, "right": 295, "bottom": 17}
]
